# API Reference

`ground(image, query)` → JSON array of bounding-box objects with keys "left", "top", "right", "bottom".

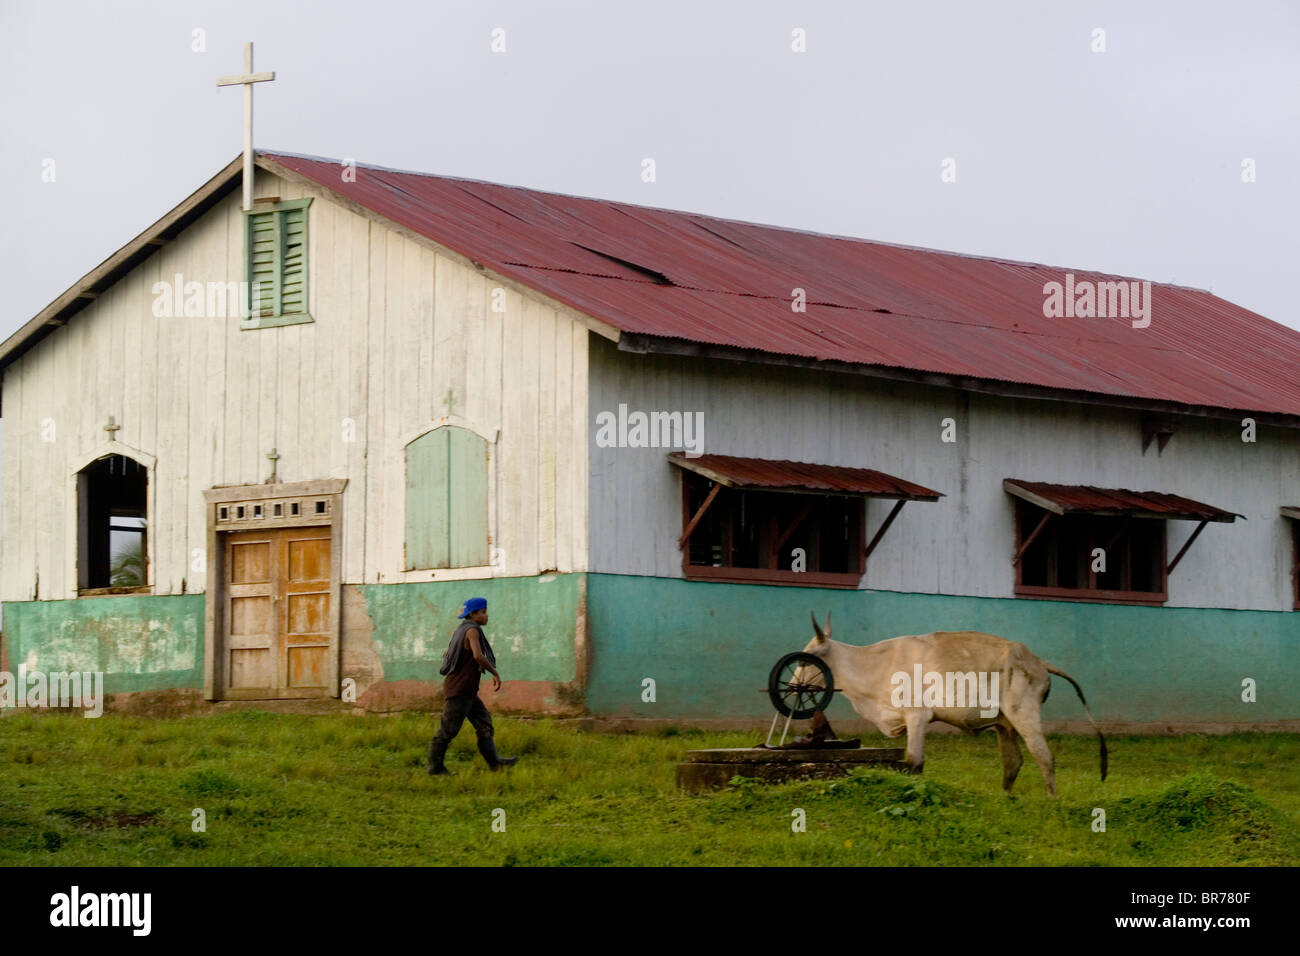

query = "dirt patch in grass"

[{"left": 48, "top": 808, "right": 161, "bottom": 830}]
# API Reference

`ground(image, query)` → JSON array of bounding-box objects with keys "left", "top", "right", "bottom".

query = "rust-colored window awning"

[
  {"left": 668, "top": 453, "right": 944, "bottom": 500},
  {"left": 1005, "top": 479, "right": 1240, "bottom": 580},
  {"left": 1004, "top": 480, "right": 1240, "bottom": 522},
  {"left": 669, "top": 453, "right": 943, "bottom": 569}
]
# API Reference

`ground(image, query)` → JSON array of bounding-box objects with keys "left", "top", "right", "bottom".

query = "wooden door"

[{"left": 223, "top": 526, "right": 332, "bottom": 699}]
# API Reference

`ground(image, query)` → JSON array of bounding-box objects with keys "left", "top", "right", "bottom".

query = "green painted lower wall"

[
  {"left": 1, "top": 595, "right": 204, "bottom": 694},
  {"left": 584, "top": 574, "right": 1300, "bottom": 722},
  {"left": 0, "top": 574, "right": 582, "bottom": 702},
  {"left": 358, "top": 574, "right": 580, "bottom": 683},
  {"left": 3, "top": 573, "right": 1292, "bottom": 724}
]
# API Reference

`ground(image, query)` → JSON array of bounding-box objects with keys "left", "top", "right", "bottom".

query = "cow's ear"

[{"left": 810, "top": 611, "right": 826, "bottom": 643}]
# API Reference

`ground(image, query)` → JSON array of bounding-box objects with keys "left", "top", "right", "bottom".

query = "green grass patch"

[{"left": 1, "top": 712, "right": 1296, "bottom": 866}]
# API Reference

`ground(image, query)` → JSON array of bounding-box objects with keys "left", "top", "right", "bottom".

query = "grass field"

[{"left": 1, "top": 711, "right": 1297, "bottom": 866}]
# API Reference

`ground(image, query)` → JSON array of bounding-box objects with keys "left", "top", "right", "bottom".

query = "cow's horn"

[
  {"left": 825, "top": 610, "right": 832, "bottom": 639},
  {"left": 810, "top": 611, "right": 826, "bottom": 642}
]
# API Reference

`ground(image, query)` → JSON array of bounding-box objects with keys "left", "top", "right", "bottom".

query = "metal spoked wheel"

[{"left": 767, "top": 652, "right": 834, "bottom": 720}]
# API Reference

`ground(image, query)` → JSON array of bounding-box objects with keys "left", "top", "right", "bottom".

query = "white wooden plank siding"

[
  {"left": 377, "top": 229, "right": 404, "bottom": 577},
  {"left": 341, "top": 215, "right": 370, "bottom": 584},
  {"left": 32, "top": 332, "right": 58, "bottom": 597},
  {"left": 360, "top": 222, "right": 388, "bottom": 583},
  {"left": 1, "top": 337, "right": 25, "bottom": 598},
  {"left": 0, "top": 167, "right": 590, "bottom": 601},
  {"left": 537, "top": 303, "right": 557, "bottom": 571},
  {"left": 0, "top": 364, "right": 21, "bottom": 598},
  {"left": 14, "top": 353, "right": 32, "bottom": 599},
  {"left": 571, "top": 327, "right": 588, "bottom": 578},
  {"left": 553, "top": 316, "right": 575, "bottom": 574}
]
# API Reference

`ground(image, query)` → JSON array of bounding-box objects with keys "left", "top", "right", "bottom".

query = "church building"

[{"left": 3, "top": 145, "right": 1299, "bottom": 729}]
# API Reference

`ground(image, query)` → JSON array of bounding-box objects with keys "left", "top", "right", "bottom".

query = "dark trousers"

[{"left": 432, "top": 694, "right": 494, "bottom": 745}]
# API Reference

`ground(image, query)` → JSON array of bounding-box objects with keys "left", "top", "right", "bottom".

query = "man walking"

[{"left": 427, "top": 596, "right": 520, "bottom": 775}]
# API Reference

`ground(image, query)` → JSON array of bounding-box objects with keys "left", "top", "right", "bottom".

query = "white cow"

[{"left": 797, "top": 612, "right": 1107, "bottom": 797}]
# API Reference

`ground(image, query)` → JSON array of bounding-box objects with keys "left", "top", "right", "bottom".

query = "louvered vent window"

[{"left": 243, "top": 198, "right": 312, "bottom": 328}]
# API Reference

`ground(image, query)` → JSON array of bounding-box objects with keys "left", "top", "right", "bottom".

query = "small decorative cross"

[
  {"left": 217, "top": 41, "right": 276, "bottom": 212},
  {"left": 104, "top": 415, "right": 120, "bottom": 439},
  {"left": 266, "top": 447, "right": 280, "bottom": 484}
]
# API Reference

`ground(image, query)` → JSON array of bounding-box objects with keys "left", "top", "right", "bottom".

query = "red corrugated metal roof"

[
  {"left": 668, "top": 453, "right": 943, "bottom": 500},
  {"left": 262, "top": 152, "right": 1300, "bottom": 417},
  {"left": 1004, "top": 479, "right": 1239, "bottom": 522}
]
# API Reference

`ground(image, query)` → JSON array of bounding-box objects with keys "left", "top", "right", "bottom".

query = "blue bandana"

[{"left": 458, "top": 596, "right": 488, "bottom": 619}]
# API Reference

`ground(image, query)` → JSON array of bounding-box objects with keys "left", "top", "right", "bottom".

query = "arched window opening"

[{"left": 77, "top": 454, "right": 148, "bottom": 590}]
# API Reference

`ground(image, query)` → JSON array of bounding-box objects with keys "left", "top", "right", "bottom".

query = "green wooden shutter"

[
  {"left": 280, "top": 205, "right": 307, "bottom": 315},
  {"left": 448, "top": 428, "right": 489, "bottom": 567},
  {"left": 247, "top": 211, "right": 278, "bottom": 318},
  {"left": 243, "top": 198, "right": 312, "bottom": 327},
  {"left": 404, "top": 427, "right": 489, "bottom": 569},
  {"left": 406, "top": 428, "right": 451, "bottom": 569}
]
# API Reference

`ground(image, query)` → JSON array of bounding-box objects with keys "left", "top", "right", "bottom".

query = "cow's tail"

[{"left": 1045, "top": 664, "right": 1108, "bottom": 781}]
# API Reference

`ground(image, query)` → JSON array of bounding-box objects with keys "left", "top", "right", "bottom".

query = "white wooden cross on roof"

[{"left": 216, "top": 42, "right": 275, "bottom": 212}]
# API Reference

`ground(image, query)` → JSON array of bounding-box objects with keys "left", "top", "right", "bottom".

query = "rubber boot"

[
  {"left": 477, "top": 734, "right": 520, "bottom": 771},
  {"left": 427, "top": 736, "right": 453, "bottom": 775}
]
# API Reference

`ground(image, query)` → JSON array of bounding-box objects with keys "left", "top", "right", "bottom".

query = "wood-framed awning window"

[
  {"left": 1281, "top": 507, "right": 1300, "bottom": 610},
  {"left": 1005, "top": 479, "right": 1240, "bottom": 606},
  {"left": 670, "top": 453, "right": 943, "bottom": 589}
]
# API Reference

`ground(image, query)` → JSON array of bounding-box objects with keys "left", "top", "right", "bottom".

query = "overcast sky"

[{"left": 3, "top": 0, "right": 1298, "bottom": 343}]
